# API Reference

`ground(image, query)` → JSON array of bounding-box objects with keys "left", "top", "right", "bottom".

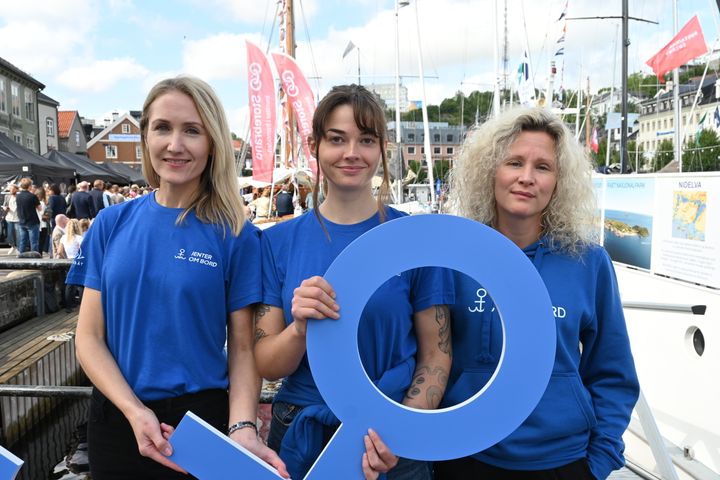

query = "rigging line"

[
  {"left": 259, "top": 0, "right": 273, "bottom": 45},
  {"left": 264, "top": 1, "right": 281, "bottom": 53},
  {"left": 520, "top": 0, "right": 537, "bottom": 95},
  {"left": 298, "top": 0, "right": 322, "bottom": 95}
]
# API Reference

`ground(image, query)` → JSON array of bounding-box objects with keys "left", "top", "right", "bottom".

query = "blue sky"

[{"left": 1, "top": 0, "right": 717, "bottom": 138}]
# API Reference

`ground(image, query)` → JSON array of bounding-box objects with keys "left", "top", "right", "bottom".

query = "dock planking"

[{"left": 0, "top": 310, "right": 83, "bottom": 446}]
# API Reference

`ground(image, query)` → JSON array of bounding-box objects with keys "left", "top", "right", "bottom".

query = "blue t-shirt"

[
  {"left": 261, "top": 207, "right": 455, "bottom": 406},
  {"left": 67, "top": 192, "right": 262, "bottom": 401}
]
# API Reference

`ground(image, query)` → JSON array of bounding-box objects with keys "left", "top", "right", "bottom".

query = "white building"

[{"left": 367, "top": 83, "right": 411, "bottom": 112}]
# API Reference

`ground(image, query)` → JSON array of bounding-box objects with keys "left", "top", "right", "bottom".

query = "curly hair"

[{"left": 447, "top": 107, "right": 597, "bottom": 255}]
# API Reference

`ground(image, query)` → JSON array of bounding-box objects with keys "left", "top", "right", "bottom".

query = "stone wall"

[{"left": 0, "top": 270, "right": 65, "bottom": 332}]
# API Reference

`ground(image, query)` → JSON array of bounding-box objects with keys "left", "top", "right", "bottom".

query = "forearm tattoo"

[
  {"left": 435, "top": 305, "right": 451, "bottom": 356},
  {"left": 405, "top": 365, "right": 449, "bottom": 408},
  {"left": 253, "top": 304, "right": 271, "bottom": 344}
]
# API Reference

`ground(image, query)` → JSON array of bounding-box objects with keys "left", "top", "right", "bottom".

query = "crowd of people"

[{"left": 2, "top": 75, "right": 639, "bottom": 480}]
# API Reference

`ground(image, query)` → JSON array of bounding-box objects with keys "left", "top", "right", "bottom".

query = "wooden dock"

[{"left": 0, "top": 310, "right": 83, "bottom": 446}]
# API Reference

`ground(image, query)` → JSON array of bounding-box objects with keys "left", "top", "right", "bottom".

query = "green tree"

[
  {"left": 627, "top": 71, "right": 660, "bottom": 98},
  {"left": 653, "top": 138, "right": 674, "bottom": 171},
  {"left": 682, "top": 129, "right": 720, "bottom": 171},
  {"left": 433, "top": 159, "right": 451, "bottom": 182},
  {"left": 407, "top": 160, "right": 427, "bottom": 183}
]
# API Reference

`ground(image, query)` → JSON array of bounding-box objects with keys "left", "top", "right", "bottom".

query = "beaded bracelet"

[{"left": 227, "top": 420, "right": 258, "bottom": 436}]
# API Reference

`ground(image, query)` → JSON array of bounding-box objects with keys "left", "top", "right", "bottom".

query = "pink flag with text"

[
  {"left": 271, "top": 52, "right": 317, "bottom": 177},
  {"left": 246, "top": 41, "right": 276, "bottom": 183},
  {"left": 646, "top": 15, "right": 708, "bottom": 83}
]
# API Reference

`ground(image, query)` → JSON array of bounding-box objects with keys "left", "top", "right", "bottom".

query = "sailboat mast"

[
  {"left": 620, "top": 0, "right": 629, "bottom": 173},
  {"left": 285, "top": 0, "right": 297, "bottom": 168},
  {"left": 672, "top": 0, "right": 682, "bottom": 172}
]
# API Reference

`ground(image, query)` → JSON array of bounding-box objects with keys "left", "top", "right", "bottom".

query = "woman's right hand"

[
  {"left": 127, "top": 406, "right": 187, "bottom": 474},
  {"left": 290, "top": 276, "right": 340, "bottom": 335}
]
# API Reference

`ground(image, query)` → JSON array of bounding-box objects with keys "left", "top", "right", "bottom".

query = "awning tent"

[
  {"left": 238, "top": 167, "right": 314, "bottom": 189},
  {"left": 100, "top": 161, "right": 147, "bottom": 185},
  {"left": 0, "top": 133, "right": 75, "bottom": 187},
  {"left": 44, "top": 150, "right": 130, "bottom": 185}
]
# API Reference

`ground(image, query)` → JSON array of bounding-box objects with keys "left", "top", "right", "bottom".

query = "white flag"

[
  {"left": 342, "top": 41, "right": 356, "bottom": 59},
  {"left": 516, "top": 50, "right": 536, "bottom": 107}
]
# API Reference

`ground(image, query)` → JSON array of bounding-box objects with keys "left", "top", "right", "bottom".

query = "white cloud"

[
  {"left": 182, "top": 32, "right": 267, "bottom": 81},
  {"left": 199, "top": 0, "right": 318, "bottom": 24},
  {"left": 227, "top": 105, "right": 251, "bottom": 139},
  {"left": 56, "top": 58, "right": 149, "bottom": 92}
]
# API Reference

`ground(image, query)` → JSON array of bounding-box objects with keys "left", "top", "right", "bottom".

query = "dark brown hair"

[{"left": 310, "top": 84, "right": 390, "bottom": 231}]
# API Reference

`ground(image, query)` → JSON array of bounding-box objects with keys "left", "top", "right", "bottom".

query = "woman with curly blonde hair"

[{"left": 435, "top": 107, "right": 639, "bottom": 480}]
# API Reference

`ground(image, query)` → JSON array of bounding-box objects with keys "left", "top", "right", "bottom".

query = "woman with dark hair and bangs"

[{"left": 254, "top": 84, "right": 454, "bottom": 480}]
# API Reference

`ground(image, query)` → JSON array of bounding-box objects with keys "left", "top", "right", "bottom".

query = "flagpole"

[
  {"left": 607, "top": 23, "right": 619, "bottom": 167},
  {"left": 620, "top": 0, "right": 629, "bottom": 173},
  {"left": 672, "top": 0, "right": 682, "bottom": 172}
]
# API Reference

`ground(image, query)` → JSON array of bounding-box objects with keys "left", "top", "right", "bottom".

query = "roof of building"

[
  {"left": 86, "top": 112, "right": 141, "bottom": 148},
  {"left": 37, "top": 92, "right": 60, "bottom": 106},
  {"left": 0, "top": 56, "right": 45, "bottom": 89},
  {"left": 58, "top": 111, "right": 79, "bottom": 138}
]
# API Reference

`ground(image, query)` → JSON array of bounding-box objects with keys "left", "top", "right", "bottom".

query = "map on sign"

[{"left": 672, "top": 190, "right": 707, "bottom": 241}]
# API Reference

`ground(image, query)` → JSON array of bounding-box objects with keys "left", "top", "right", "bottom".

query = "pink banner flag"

[
  {"left": 246, "top": 41, "right": 276, "bottom": 183},
  {"left": 646, "top": 15, "right": 708, "bottom": 83},
  {"left": 271, "top": 52, "right": 317, "bottom": 177}
]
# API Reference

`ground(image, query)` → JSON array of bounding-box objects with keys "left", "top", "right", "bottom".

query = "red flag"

[
  {"left": 646, "top": 15, "right": 708, "bottom": 83},
  {"left": 246, "top": 41, "right": 276, "bottom": 183},
  {"left": 591, "top": 128, "right": 599, "bottom": 154},
  {"left": 271, "top": 52, "right": 318, "bottom": 178}
]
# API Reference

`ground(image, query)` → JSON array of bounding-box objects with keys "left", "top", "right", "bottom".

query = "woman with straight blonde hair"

[
  {"left": 434, "top": 107, "right": 639, "bottom": 480},
  {"left": 70, "top": 76, "right": 287, "bottom": 479}
]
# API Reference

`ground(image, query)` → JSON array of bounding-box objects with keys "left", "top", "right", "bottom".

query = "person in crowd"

[
  {"left": 2, "top": 183, "right": 19, "bottom": 254},
  {"left": 433, "top": 107, "right": 639, "bottom": 480},
  {"left": 35, "top": 186, "right": 51, "bottom": 255},
  {"left": 69, "top": 75, "right": 288, "bottom": 479},
  {"left": 69, "top": 181, "right": 95, "bottom": 220},
  {"left": 275, "top": 184, "right": 294, "bottom": 217},
  {"left": 254, "top": 84, "right": 454, "bottom": 480},
  {"left": 59, "top": 218, "right": 85, "bottom": 311},
  {"left": 15, "top": 178, "right": 41, "bottom": 253},
  {"left": 78, "top": 218, "right": 91, "bottom": 234},
  {"left": 52, "top": 214, "right": 69, "bottom": 258},
  {"left": 48, "top": 184, "right": 68, "bottom": 249},
  {"left": 89, "top": 179, "right": 107, "bottom": 216},
  {"left": 110, "top": 184, "right": 125, "bottom": 205},
  {"left": 250, "top": 187, "right": 271, "bottom": 223}
]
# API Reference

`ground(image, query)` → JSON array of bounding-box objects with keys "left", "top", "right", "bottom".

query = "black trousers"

[
  {"left": 88, "top": 387, "right": 228, "bottom": 480},
  {"left": 434, "top": 456, "right": 596, "bottom": 480}
]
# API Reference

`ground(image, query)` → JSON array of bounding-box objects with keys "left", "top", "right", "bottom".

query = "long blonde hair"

[
  {"left": 65, "top": 219, "right": 82, "bottom": 243},
  {"left": 140, "top": 76, "right": 245, "bottom": 236},
  {"left": 448, "top": 107, "right": 596, "bottom": 255}
]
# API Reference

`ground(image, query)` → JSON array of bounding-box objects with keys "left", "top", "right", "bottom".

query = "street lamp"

[{"left": 394, "top": 0, "right": 409, "bottom": 204}]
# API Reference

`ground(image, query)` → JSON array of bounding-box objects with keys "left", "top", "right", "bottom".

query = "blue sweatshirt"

[{"left": 441, "top": 239, "right": 639, "bottom": 480}]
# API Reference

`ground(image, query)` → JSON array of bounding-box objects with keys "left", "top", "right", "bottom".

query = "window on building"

[
  {"left": 13, "top": 133, "right": 22, "bottom": 144},
  {"left": 447, "top": 147, "right": 454, "bottom": 155},
  {"left": 407, "top": 146, "right": 416, "bottom": 155},
  {"left": 105, "top": 145, "right": 118, "bottom": 159},
  {"left": 11, "top": 83, "right": 20, "bottom": 117},
  {"left": 446, "top": 134, "right": 453, "bottom": 142},
  {"left": 25, "top": 136, "right": 34, "bottom": 150},
  {"left": 24, "top": 90, "right": 35, "bottom": 121},
  {"left": 46, "top": 118, "right": 54, "bottom": 137},
  {"left": 136, "top": 146, "right": 142, "bottom": 159},
  {"left": 421, "top": 147, "right": 425, "bottom": 154},
  {"left": 408, "top": 133, "right": 415, "bottom": 142},
  {"left": 433, "top": 146, "right": 441, "bottom": 155},
  {"left": 122, "top": 123, "right": 131, "bottom": 134},
  {"left": 387, "top": 150, "right": 393, "bottom": 159},
  {"left": 433, "top": 134, "right": 440, "bottom": 142},
  {"left": 75, "top": 131, "right": 81, "bottom": 146},
  {"left": 0, "top": 77, "right": 5, "bottom": 112}
]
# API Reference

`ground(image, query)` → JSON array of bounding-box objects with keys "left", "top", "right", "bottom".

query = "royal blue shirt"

[
  {"left": 261, "top": 208, "right": 455, "bottom": 406},
  {"left": 67, "top": 192, "right": 262, "bottom": 401}
]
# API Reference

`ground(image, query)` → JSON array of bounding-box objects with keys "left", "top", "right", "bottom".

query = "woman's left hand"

[
  {"left": 362, "top": 428, "right": 399, "bottom": 480},
  {"left": 230, "top": 428, "right": 290, "bottom": 479}
]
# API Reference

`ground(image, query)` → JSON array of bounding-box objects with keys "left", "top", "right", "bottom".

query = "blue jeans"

[
  {"left": 5, "top": 221, "right": 17, "bottom": 247},
  {"left": 17, "top": 222, "right": 39, "bottom": 253},
  {"left": 267, "top": 401, "right": 432, "bottom": 480}
]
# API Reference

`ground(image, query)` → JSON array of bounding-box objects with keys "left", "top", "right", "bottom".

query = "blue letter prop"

[
  {"left": 0, "top": 445, "right": 22, "bottom": 480},
  {"left": 169, "top": 214, "right": 556, "bottom": 479}
]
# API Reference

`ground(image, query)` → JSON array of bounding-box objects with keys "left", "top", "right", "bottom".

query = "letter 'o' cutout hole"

[{"left": 685, "top": 326, "right": 705, "bottom": 357}]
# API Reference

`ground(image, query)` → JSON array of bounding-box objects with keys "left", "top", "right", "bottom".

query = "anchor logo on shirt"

[
  {"left": 468, "top": 288, "right": 495, "bottom": 313},
  {"left": 174, "top": 248, "right": 186, "bottom": 260}
]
